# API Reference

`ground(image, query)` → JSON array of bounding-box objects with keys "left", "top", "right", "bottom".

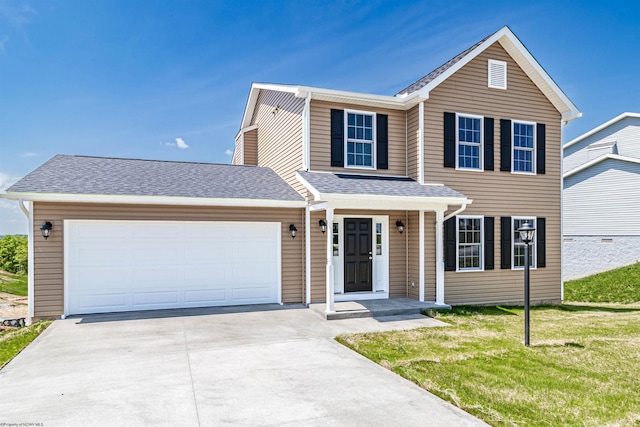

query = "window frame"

[
  {"left": 511, "top": 120, "right": 537, "bottom": 175},
  {"left": 456, "top": 215, "right": 484, "bottom": 272},
  {"left": 344, "top": 109, "right": 377, "bottom": 170},
  {"left": 511, "top": 216, "right": 537, "bottom": 270},
  {"left": 455, "top": 113, "right": 484, "bottom": 172}
]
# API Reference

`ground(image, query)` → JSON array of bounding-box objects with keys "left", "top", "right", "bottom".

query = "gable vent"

[{"left": 488, "top": 59, "right": 507, "bottom": 89}]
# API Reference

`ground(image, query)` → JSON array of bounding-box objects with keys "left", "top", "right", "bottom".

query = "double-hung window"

[
  {"left": 346, "top": 111, "right": 375, "bottom": 168},
  {"left": 512, "top": 217, "right": 536, "bottom": 269},
  {"left": 512, "top": 121, "right": 535, "bottom": 173},
  {"left": 456, "top": 114, "right": 483, "bottom": 170},
  {"left": 457, "top": 216, "right": 483, "bottom": 271}
]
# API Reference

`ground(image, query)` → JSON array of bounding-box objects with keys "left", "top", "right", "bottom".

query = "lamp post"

[{"left": 518, "top": 222, "right": 535, "bottom": 347}]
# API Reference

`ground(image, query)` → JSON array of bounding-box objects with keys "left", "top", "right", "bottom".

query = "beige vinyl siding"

[
  {"left": 423, "top": 41, "right": 562, "bottom": 305},
  {"left": 309, "top": 100, "right": 407, "bottom": 176},
  {"left": 32, "top": 203, "right": 305, "bottom": 318},
  {"left": 309, "top": 210, "right": 409, "bottom": 302},
  {"left": 407, "top": 105, "right": 420, "bottom": 180},
  {"left": 243, "top": 129, "right": 258, "bottom": 166},
  {"left": 232, "top": 134, "right": 243, "bottom": 165},
  {"left": 251, "top": 90, "right": 305, "bottom": 195}
]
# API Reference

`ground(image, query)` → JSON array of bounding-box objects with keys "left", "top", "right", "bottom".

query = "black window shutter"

[
  {"left": 444, "top": 112, "right": 456, "bottom": 168},
  {"left": 500, "top": 119, "right": 512, "bottom": 172},
  {"left": 444, "top": 217, "right": 457, "bottom": 271},
  {"left": 537, "top": 123, "right": 546, "bottom": 174},
  {"left": 330, "top": 109, "right": 344, "bottom": 167},
  {"left": 484, "top": 118, "right": 494, "bottom": 171},
  {"left": 484, "top": 216, "right": 494, "bottom": 270},
  {"left": 537, "top": 217, "right": 546, "bottom": 268},
  {"left": 376, "top": 114, "right": 388, "bottom": 169},
  {"left": 500, "top": 216, "right": 511, "bottom": 269}
]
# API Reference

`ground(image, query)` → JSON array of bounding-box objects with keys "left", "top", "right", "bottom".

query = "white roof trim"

[
  {"left": 412, "top": 26, "right": 581, "bottom": 121},
  {"left": 0, "top": 192, "right": 307, "bottom": 208},
  {"left": 563, "top": 153, "right": 640, "bottom": 178},
  {"left": 564, "top": 112, "right": 640, "bottom": 149}
]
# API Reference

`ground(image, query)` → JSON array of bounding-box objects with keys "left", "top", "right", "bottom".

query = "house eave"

[
  {"left": 0, "top": 192, "right": 307, "bottom": 209},
  {"left": 564, "top": 112, "right": 640, "bottom": 149},
  {"left": 563, "top": 154, "right": 640, "bottom": 179}
]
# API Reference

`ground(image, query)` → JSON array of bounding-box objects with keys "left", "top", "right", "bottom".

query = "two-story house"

[
  {"left": 3, "top": 26, "right": 580, "bottom": 323},
  {"left": 563, "top": 112, "right": 640, "bottom": 279}
]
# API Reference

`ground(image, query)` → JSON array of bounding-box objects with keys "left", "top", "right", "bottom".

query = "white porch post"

[
  {"left": 435, "top": 209, "right": 445, "bottom": 305},
  {"left": 305, "top": 205, "right": 311, "bottom": 306},
  {"left": 325, "top": 207, "right": 335, "bottom": 313},
  {"left": 419, "top": 210, "right": 425, "bottom": 302}
]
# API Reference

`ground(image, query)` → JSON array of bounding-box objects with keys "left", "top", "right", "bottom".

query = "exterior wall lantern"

[
  {"left": 395, "top": 220, "right": 405, "bottom": 234},
  {"left": 289, "top": 224, "right": 297, "bottom": 239},
  {"left": 40, "top": 221, "right": 53, "bottom": 240},
  {"left": 318, "top": 219, "right": 327, "bottom": 234},
  {"left": 518, "top": 222, "right": 535, "bottom": 347}
]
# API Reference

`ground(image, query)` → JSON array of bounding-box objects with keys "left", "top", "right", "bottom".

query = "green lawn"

[
  {"left": 0, "top": 321, "right": 51, "bottom": 369},
  {"left": 337, "top": 305, "right": 640, "bottom": 426},
  {"left": 0, "top": 271, "right": 28, "bottom": 296},
  {"left": 565, "top": 262, "right": 640, "bottom": 303}
]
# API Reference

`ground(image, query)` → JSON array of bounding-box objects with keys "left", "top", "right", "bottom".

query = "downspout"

[
  {"left": 443, "top": 203, "right": 468, "bottom": 222},
  {"left": 418, "top": 101, "right": 425, "bottom": 184},
  {"left": 303, "top": 92, "right": 311, "bottom": 171},
  {"left": 305, "top": 205, "right": 311, "bottom": 305},
  {"left": 26, "top": 201, "right": 34, "bottom": 325},
  {"left": 560, "top": 119, "right": 567, "bottom": 301},
  {"left": 18, "top": 199, "right": 29, "bottom": 217}
]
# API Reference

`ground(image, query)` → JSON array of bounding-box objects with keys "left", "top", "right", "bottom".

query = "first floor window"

[
  {"left": 375, "top": 222, "right": 382, "bottom": 255},
  {"left": 513, "top": 121, "right": 535, "bottom": 173},
  {"left": 457, "top": 216, "right": 483, "bottom": 270},
  {"left": 457, "top": 115, "right": 482, "bottom": 170},
  {"left": 346, "top": 112, "right": 374, "bottom": 167},
  {"left": 332, "top": 223, "right": 339, "bottom": 256},
  {"left": 513, "top": 217, "right": 536, "bottom": 268}
]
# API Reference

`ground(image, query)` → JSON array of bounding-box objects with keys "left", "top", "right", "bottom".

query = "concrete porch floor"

[{"left": 309, "top": 297, "right": 451, "bottom": 320}]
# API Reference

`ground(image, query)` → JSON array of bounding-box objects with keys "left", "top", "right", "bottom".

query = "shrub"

[{"left": 0, "top": 235, "right": 28, "bottom": 274}]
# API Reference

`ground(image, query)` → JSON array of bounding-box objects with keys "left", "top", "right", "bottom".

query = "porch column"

[
  {"left": 325, "top": 207, "right": 335, "bottom": 313},
  {"left": 419, "top": 210, "right": 425, "bottom": 302},
  {"left": 435, "top": 209, "right": 445, "bottom": 305}
]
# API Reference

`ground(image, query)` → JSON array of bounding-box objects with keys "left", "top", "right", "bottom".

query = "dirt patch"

[{"left": 0, "top": 292, "right": 28, "bottom": 319}]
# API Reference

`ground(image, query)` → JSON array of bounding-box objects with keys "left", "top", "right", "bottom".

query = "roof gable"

[
  {"left": 395, "top": 26, "right": 581, "bottom": 122},
  {"left": 564, "top": 112, "right": 640, "bottom": 149}
]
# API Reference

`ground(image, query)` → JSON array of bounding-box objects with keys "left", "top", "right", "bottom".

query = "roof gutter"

[{"left": 1, "top": 192, "right": 307, "bottom": 209}]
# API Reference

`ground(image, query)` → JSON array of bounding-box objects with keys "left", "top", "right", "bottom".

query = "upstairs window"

[
  {"left": 512, "top": 121, "right": 536, "bottom": 173},
  {"left": 457, "top": 114, "right": 483, "bottom": 170},
  {"left": 346, "top": 112, "right": 375, "bottom": 168}
]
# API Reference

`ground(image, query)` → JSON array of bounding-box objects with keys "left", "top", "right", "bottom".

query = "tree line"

[{"left": 0, "top": 235, "right": 27, "bottom": 274}]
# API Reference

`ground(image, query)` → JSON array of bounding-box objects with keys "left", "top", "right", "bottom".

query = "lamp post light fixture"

[
  {"left": 318, "top": 219, "right": 327, "bottom": 234},
  {"left": 289, "top": 224, "right": 297, "bottom": 239},
  {"left": 40, "top": 221, "right": 53, "bottom": 240},
  {"left": 395, "top": 220, "right": 405, "bottom": 234},
  {"left": 518, "top": 222, "right": 535, "bottom": 347}
]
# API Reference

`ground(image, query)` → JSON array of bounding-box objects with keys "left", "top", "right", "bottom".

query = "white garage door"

[{"left": 65, "top": 220, "right": 281, "bottom": 315}]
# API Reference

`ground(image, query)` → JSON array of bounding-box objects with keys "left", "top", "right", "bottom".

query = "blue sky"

[{"left": 1, "top": 0, "right": 639, "bottom": 234}]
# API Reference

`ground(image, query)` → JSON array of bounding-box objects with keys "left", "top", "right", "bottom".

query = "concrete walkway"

[{"left": 0, "top": 305, "right": 488, "bottom": 426}]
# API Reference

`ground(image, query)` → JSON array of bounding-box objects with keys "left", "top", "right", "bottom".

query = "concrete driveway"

[{"left": 0, "top": 305, "right": 487, "bottom": 426}]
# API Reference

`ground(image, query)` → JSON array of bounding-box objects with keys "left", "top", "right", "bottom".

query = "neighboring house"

[
  {"left": 2, "top": 26, "right": 580, "bottom": 323},
  {"left": 563, "top": 113, "right": 640, "bottom": 279}
]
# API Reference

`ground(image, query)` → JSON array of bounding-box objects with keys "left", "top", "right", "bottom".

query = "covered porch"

[{"left": 297, "top": 171, "right": 471, "bottom": 314}]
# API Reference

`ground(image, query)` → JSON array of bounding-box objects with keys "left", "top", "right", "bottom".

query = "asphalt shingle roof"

[
  {"left": 7, "top": 155, "right": 305, "bottom": 201},
  {"left": 395, "top": 33, "right": 492, "bottom": 96},
  {"left": 297, "top": 171, "right": 466, "bottom": 199}
]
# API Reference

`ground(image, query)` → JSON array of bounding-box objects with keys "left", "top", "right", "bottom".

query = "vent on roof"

[{"left": 488, "top": 59, "right": 507, "bottom": 89}]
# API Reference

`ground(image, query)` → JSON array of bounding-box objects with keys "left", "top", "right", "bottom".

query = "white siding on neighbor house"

[
  {"left": 563, "top": 235, "right": 640, "bottom": 280},
  {"left": 564, "top": 116, "right": 640, "bottom": 172},
  {"left": 563, "top": 158, "right": 640, "bottom": 235}
]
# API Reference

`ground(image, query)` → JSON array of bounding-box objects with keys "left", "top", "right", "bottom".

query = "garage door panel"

[{"left": 66, "top": 220, "right": 281, "bottom": 315}]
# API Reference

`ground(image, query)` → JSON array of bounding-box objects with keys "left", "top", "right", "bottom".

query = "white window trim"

[
  {"left": 455, "top": 113, "right": 484, "bottom": 172},
  {"left": 344, "top": 108, "right": 377, "bottom": 170},
  {"left": 488, "top": 59, "right": 507, "bottom": 90},
  {"left": 511, "top": 216, "right": 537, "bottom": 270},
  {"left": 456, "top": 215, "right": 484, "bottom": 272},
  {"left": 511, "top": 119, "right": 537, "bottom": 175}
]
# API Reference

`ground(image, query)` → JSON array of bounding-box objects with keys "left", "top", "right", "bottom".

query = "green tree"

[{"left": 0, "top": 235, "right": 28, "bottom": 274}]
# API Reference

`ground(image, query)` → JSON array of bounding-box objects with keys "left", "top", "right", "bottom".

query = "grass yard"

[
  {"left": 337, "top": 305, "right": 640, "bottom": 426},
  {"left": 0, "top": 321, "right": 51, "bottom": 369},
  {"left": 565, "top": 262, "right": 640, "bottom": 303},
  {"left": 0, "top": 270, "right": 28, "bottom": 296}
]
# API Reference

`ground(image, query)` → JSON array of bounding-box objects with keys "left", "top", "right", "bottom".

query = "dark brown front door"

[{"left": 344, "top": 218, "right": 372, "bottom": 292}]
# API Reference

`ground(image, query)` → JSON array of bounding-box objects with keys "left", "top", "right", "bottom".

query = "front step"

[{"left": 309, "top": 298, "right": 450, "bottom": 320}]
